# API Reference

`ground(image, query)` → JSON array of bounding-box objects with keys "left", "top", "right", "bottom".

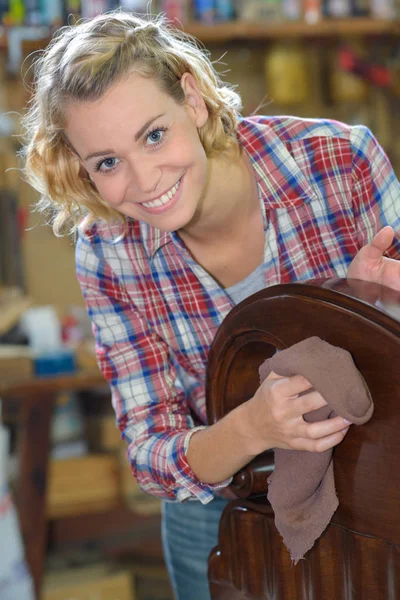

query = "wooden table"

[{"left": 0, "top": 370, "right": 107, "bottom": 599}]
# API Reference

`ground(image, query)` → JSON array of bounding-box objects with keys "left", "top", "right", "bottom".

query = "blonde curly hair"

[{"left": 20, "top": 10, "right": 242, "bottom": 235}]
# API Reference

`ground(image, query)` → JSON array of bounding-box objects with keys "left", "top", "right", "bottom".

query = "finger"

[
  {"left": 312, "top": 428, "right": 349, "bottom": 452},
  {"left": 267, "top": 373, "right": 314, "bottom": 397},
  {"left": 293, "top": 389, "right": 329, "bottom": 415},
  {"left": 294, "top": 427, "right": 349, "bottom": 453},
  {"left": 304, "top": 415, "right": 351, "bottom": 440}
]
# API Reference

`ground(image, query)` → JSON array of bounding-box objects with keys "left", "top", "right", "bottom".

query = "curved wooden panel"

[
  {"left": 206, "top": 278, "right": 400, "bottom": 599},
  {"left": 209, "top": 500, "right": 400, "bottom": 600}
]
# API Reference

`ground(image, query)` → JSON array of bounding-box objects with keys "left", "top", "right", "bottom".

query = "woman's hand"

[
  {"left": 347, "top": 226, "right": 400, "bottom": 292},
  {"left": 187, "top": 370, "right": 350, "bottom": 485},
  {"left": 240, "top": 372, "right": 350, "bottom": 456}
]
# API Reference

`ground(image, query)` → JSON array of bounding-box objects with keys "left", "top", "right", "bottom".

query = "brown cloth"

[{"left": 259, "top": 336, "right": 373, "bottom": 563}]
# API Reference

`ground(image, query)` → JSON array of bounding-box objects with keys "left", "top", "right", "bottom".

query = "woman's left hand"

[{"left": 347, "top": 226, "right": 400, "bottom": 292}]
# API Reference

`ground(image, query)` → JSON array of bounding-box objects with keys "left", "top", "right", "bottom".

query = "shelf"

[
  {"left": 183, "top": 18, "right": 400, "bottom": 43},
  {"left": 0, "top": 369, "right": 106, "bottom": 397},
  {"left": 50, "top": 504, "right": 163, "bottom": 562},
  {"left": 0, "top": 18, "right": 397, "bottom": 62}
]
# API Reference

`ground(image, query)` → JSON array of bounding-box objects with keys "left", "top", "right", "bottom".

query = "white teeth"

[{"left": 142, "top": 178, "right": 181, "bottom": 209}]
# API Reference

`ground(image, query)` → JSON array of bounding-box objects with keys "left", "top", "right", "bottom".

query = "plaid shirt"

[{"left": 76, "top": 115, "right": 400, "bottom": 503}]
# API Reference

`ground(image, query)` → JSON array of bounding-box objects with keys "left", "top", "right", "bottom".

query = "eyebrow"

[
  {"left": 84, "top": 113, "right": 165, "bottom": 161},
  {"left": 134, "top": 113, "right": 165, "bottom": 141}
]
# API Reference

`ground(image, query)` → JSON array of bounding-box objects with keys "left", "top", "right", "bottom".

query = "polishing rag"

[{"left": 259, "top": 336, "right": 373, "bottom": 563}]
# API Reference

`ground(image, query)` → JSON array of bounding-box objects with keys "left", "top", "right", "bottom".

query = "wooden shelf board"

[
  {"left": 0, "top": 369, "right": 106, "bottom": 397},
  {"left": 183, "top": 18, "right": 400, "bottom": 42},
  {"left": 0, "top": 18, "right": 398, "bottom": 57}
]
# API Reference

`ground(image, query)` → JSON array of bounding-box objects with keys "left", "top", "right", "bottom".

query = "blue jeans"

[{"left": 161, "top": 496, "right": 228, "bottom": 600}]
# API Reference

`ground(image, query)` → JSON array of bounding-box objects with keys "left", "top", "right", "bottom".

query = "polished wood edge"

[
  {"left": 206, "top": 278, "right": 400, "bottom": 426},
  {"left": 230, "top": 451, "right": 275, "bottom": 498},
  {"left": 213, "top": 278, "right": 400, "bottom": 348}
]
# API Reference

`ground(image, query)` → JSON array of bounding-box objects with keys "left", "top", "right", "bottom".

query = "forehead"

[
  {"left": 65, "top": 73, "right": 173, "bottom": 121},
  {"left": 64, "top": 73, "right": 178, "bottom": 152}
]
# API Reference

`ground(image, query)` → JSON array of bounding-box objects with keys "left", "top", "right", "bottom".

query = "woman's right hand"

[
  {"left": 187, "top": 371, "right": 351, "bottom": 486},
  {"left": 239, "top": 371, "right": 351, "bottom": 456}
]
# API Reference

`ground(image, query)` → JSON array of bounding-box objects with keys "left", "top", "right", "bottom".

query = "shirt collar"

[
  {"left": 142, "top": 116, "right": 319, "bottom": 259},
  {"left": 237, "top": 117, "right": 319, "bottom": 211},
  {"left": 140, "top": 221, "right": 171, "bottom": 261}
]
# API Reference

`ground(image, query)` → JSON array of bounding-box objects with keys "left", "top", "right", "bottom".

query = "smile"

[{"left": 141, "top": 177, "right": 182, "bottom": 209}]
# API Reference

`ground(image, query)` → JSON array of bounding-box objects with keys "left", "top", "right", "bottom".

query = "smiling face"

[{"left": 64, "top": 72, "right": 209, "bottom": 232}]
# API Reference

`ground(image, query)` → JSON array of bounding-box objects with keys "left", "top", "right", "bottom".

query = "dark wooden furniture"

[
  {"left": 0, "top": 371, "right": 105, "bottom": 598},
  {"left": 206, "top": 278, "right": 400, "bottom": 600},
  {"left": 0, "top": 371, "right": 164, "bottom": 599}
]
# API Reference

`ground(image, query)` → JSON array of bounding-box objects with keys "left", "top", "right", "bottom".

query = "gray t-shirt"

[{"left": 225, "top": 263, "right": 265, "bottom": 305}]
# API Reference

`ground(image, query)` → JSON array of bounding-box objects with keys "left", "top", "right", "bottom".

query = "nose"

[{"left": 129, "top": 158, "right": 162, "bottom": 195}]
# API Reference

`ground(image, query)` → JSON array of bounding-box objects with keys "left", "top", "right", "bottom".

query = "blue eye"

[
  {"left": 146, "top": 127, "right": 167, "bottom": 146},
  {"left": 95, "top": 157, "right": 120, "bottom": 172}
]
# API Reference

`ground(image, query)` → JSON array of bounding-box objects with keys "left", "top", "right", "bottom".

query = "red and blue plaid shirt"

[{"left": 76, "top": 115, "right": 400, "bottom": 503}]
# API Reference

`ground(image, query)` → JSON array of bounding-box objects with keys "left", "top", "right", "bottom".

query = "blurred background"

[{"left": 0, "top": 1, "right": 399, "bottom": 599}]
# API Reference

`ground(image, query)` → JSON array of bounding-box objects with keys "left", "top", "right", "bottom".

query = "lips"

[
  {"left": 139, "top": 175, "right": 183, "bottom": 214},
  {"left": 141, "top": 177, "right": 181, "bottom": 209}
]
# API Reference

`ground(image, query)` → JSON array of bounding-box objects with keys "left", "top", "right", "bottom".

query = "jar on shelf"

[{"left": 264, "top": 42, "right": 310, "bottom": 105}]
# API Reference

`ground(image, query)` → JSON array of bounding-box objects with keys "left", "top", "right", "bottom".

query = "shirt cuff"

[{"left": 170, "top": 426, "right": 233, "bottom": 504}]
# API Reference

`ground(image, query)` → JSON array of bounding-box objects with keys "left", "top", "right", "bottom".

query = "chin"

[
  {"left": 151, "top": 206, "right": 198, "bottom": 233},
  {"left": 155, "top": 218, "right": 191, "bottom": 233}
]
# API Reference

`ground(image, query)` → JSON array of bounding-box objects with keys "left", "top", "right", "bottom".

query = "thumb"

[{"left": 368, "top": 226, "right": 394, "bottom": 257}]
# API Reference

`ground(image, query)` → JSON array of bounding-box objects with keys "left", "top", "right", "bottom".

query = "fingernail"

[{"left": 343, "top": 418, "right": 352, "bottom": 425}]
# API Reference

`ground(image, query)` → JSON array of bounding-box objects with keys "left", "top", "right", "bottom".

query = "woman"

[{"left": 21, "top": 11, "right": 400, "bottom": 599}]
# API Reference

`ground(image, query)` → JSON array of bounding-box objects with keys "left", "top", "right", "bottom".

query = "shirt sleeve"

[
  {"left": 350, "top": 124, "right": 400, "bottom": 259},
  {"left": 76, "top": 228, "right": 230, "bottom": 504}
]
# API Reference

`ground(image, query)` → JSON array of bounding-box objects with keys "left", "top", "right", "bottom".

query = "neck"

[{"left": 180, "top": 147, "right": 258, "bottom": 245}]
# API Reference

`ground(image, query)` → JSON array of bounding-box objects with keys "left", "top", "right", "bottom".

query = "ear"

[{"left": 180, "top": 72, "right": 208, "bottom": 128}]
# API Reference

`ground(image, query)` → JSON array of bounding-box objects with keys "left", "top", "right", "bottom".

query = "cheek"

[
  {"left": 181, "top": 139, "right": 208, "bottom": 185},
  {"left": 173, "top": 128, "right": 206, "bottom": 162},
  {"left": 92, "top": 178, "right": 123, "bottom": 206}
]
